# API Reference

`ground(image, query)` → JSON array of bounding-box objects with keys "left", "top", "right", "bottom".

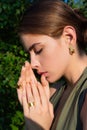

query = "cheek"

[
  {"left": 54, "top": 50, "right": 70, "bottom": 69},
  {"left": 48, "top": 50, "right": 69, "bottom": 73},
  {"left": 39, "top": 45, "right": 69, "bottom": 69},
  {"left": 39, "top": 50, "right": 60, "bottom": 68}
]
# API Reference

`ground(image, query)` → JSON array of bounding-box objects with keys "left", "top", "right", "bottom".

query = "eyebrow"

[{"left": 27, "top": 42, "right": 41, "bottom": 52}]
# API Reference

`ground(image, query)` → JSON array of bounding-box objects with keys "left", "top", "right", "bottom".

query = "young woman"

[{"left": 17, "top": 0, "right": 87, "bottom": 130}]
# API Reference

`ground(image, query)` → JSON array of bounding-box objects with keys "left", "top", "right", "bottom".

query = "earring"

[{"left": 69, "top": 45, "right": 75, "bottom": 55}]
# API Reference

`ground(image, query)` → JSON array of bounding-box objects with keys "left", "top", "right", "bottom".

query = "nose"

[{"left": 30, "top": 53, "right": 39, "bottom": 70}]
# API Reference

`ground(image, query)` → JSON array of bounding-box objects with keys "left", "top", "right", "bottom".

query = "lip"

[{"left": 37, "top": 71, "right": 48, "bottom": 76}]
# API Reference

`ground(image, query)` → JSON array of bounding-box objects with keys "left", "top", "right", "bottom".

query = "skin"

[
  {"left": 17, "top": 26, "right": 87, "bottom": 130},
  {"left": 20, "top": 26, "right": 87, "bottom": 85},
  {"left": 17, "top": 62, "right": 53, "bottom": 130},
  {"left": 21, "top": 33, "right": 70, "bottom": 83}
]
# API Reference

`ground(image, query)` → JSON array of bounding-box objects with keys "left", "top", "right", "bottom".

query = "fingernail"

[
  {"left": 22, "top": 66, "right": 25, "bottom": 71},
  {"left": 42, "top": 74, "right": 46, "bottom": 81},
  {"left": 25, "top": 61, "right": 29, "bottom": 66},
  {"left": 41, "top": 75, "right": 47, "bottom": 86}
]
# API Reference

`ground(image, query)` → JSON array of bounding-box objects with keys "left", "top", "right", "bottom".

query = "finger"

[
  {"left": 30, "top": 68, "right": 37, "bottom": 82},
  {"left": 30, "top": 80, "right": 41, "bottom": 106},
  {"left": 26, "top": 82, "right": 34, "bottom": 103},
  {"left": 17, "top": 88, "right": 23, "bottom": 105},
  {"left": 20, "top": 66, "right": 25, "bottom": 76},
  {"left": 22, "top": 81, "right": 29, "bottom": 116},
  {"left": 17, "top": 77, "right": 22, "bottom": 87},
  {"left": 41, "top": 75, "right": 50, "bottom": 100},
  {"left": 37, "top": 81, "right": 48, "bottom": 109},
  {"left": 17, "top": 66, "right": 26, "bottom": 86},
  {"left": 24, "top": 61, "right": 31, "bottom": 83},
  {"left": 25, "top": 61, "right": 37, "bottom": 83},
  {"left": 38, "top": 82, "right": 54, "bottom": 117}
]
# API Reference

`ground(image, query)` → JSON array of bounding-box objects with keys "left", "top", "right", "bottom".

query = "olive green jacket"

[{"left": 50, "top": 67, "right": 87, "bottom": 130}]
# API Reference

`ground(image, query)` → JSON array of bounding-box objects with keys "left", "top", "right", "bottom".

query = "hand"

[
  {"left": 17, "top": 61, "right": 37, "bottom": 87},
  {"left": 17, "top": 61, "right": 54, "bottom": 130},
  {"left": 23, "top": 79, "right": 54, "bottom": 130},
  {"left": 17, "top": 61, "right": 37, "bottom": 105},
  {"left": 17, "top": 61, "right": 50, "bottom": 104}
]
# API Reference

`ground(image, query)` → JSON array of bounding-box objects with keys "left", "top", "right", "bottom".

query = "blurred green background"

[{"left": 0, "top": 0, "right": 87, "bottom": 130}]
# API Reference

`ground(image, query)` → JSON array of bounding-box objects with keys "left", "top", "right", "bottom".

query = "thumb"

[{"left": 41, "top": 75, "right": 50, "bottom": 100}]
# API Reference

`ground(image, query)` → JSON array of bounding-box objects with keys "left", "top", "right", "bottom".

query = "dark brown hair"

[{"left": 19, "top": 0, "right": 87, "bottom": 54}]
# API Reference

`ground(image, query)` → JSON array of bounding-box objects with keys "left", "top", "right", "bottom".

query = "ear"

[{"left": 62, "top": 26, "right": 77, "bottom": 46}]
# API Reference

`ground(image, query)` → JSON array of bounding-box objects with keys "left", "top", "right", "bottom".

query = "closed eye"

[{"left": 34, "top": 48, "right": 43, "bottom": 54}]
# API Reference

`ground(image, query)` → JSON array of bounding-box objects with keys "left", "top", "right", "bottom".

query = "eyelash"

[{"left": 35, "top": 48, "right": 43, "bottom": 54}]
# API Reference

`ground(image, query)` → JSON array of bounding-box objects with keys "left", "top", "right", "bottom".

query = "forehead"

[
  {"left": 21, "top": 34, "right": 49, "bottom": 43},
  {"left": 20, "top": 34, "right": 50, "bottom": 51},
  {"left": 20, "top": 33, "right": 61, "bottom": 50}
]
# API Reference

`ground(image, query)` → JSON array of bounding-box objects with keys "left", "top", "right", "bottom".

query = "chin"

[{"left": 46, "top": 77, "right": 57, "bottom": 83}]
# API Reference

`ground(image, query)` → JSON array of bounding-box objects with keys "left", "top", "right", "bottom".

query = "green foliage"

[
  {"left": 68, "top": 0, "right": 87, "bottom": 18},
  {"left": 0, "top": 40, "right": 28, "bottom": 130},
  {"left": 0, "top": 0, "right": 31, "bottom": 29},
  {"left": 0, "top": 0, "right": 30, "bottom": 129},
  {"left": 81, "top": 0, "right": 87, "bottom": 17},
  {"left": 10, "top": 111, "right": 24, "bottom": 130}
]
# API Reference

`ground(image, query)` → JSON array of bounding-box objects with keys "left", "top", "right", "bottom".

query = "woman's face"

[{"left": 21, "top": 34, "right": 70, "bottom": 83}]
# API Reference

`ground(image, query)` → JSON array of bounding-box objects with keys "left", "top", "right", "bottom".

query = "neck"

[{"left": 64, "top": 54, "right": 87, "bottom": 87}]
